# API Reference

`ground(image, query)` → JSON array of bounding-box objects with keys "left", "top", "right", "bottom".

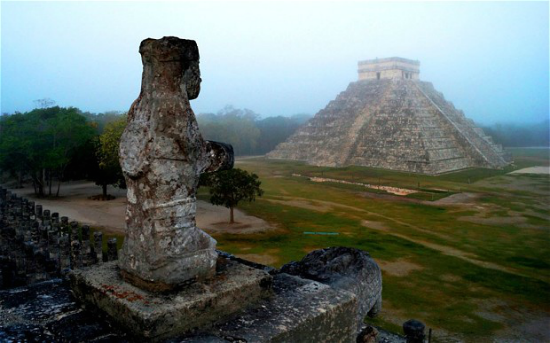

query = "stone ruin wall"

[
  {"left": 0, "top": 186, "right": 118, "bottom": 289},
  {"left": 358, "top": 57, "right": 420, "bottom": 80}
]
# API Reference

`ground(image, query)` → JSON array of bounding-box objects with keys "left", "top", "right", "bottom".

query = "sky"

[{"left": 1, "top": 1, "right": 548, "bottom": 125}]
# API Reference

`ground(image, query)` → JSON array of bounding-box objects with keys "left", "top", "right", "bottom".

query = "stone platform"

[
  {"left": 177, "top": 273, "right": 359, "bottom": 343},
  {"left": 69, "top": 258, "right": 273, "bottom": 342},
  {"left": 2, "top": 249, "right": 386, "bottom": 342},
  {"left": 0, "top": 277, "right": 402, "bottom": 342}
]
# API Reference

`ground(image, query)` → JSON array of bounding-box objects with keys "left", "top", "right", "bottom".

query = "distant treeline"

[
  {"left": 0, "top": 106, "right": 310, "bottom": 196},
  {"left": 481, "top": 120, "right": 549, "bottom": 147},
  {"left": 197, "top": 106, "right": 311, "bottom": 156},
  {"left": 0, "top": 107, "right": 127, "bottom": 196},
  {"left": 3, "top": 104, "right": 544, "bottom": 197}
]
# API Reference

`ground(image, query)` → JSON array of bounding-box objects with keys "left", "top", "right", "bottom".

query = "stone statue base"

[{"left": 69, "top": 256, "right": 272, "bottom": 342}]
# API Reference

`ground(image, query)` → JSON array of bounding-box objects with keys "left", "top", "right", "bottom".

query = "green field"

[{"left": 199, "top": 148, "right": 550, "bottom": 342}]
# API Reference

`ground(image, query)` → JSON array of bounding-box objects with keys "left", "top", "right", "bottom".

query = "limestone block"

[
  {"left": 280, "top": 247, "right": 382, "bottom": 331},
  {"left": 179, "top": 273, "right": 358, "bottom": 343},
  {"left": 69, "top": 259, "right": 272, "bottom": 342}
]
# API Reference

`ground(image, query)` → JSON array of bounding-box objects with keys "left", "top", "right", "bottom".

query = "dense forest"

[
  {"left": 0, "top": 106, "right": 310, "bottom": 196},
  {"left": 1, "top": 104, "right": 548, "bottom": 197},
  {"left": 481, "top": 120, "right": 550, "bottom": 147},
  {"left": 196, "top": 106, "right": 310, "bottom": 156},
  {"left": 0, "top": 107, "right": 126, "bottom": 196}
]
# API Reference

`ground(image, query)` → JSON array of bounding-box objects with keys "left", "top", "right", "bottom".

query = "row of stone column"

[{"left": 0, "top": 186, "right": 118, "bottom": 289}]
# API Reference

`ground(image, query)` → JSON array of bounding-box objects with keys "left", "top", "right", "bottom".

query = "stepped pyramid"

[{"left": 268, "top": 57, "right": 511, "bottom": 175}]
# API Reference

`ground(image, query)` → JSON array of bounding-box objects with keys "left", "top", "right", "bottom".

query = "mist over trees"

[
  {"left": 481, "top": 120, "right": 549, "bottom": 147},
  {"left": 197, "top": 106, "right": 311, "bottom": 156},
  {"left": 0, "top": 105, "right": 310, "bottom": 196},
  {"left": 1, "top": 103, "right": 547, "bottom": 197}
]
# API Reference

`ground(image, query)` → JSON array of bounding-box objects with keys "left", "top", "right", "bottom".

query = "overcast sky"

[{"left": 1, "top": 1, "right": 548, "bottom": 125}]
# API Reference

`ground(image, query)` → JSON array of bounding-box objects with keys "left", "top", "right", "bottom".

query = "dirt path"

[
  {"left": 4, "top": 181, "right": 275, "bottom": 235},
  {"left": 432, "top": 192, "right": 479, "bottom": 205},
  {"left": 509, "top": 166, "right": 550, "bottom": 175}
]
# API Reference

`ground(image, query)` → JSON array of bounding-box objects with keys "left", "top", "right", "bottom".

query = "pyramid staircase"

[{"left": 268, "top": 79, "right": 510, "bottom": 175}]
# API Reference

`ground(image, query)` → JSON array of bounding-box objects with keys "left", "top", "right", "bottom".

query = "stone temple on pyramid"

[{"left": 267, "top": 57, "right": 511, "bottom": 175}]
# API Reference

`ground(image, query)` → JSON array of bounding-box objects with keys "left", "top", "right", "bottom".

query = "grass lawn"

[{"left": 200, "top": 148, "right": 550, "bottom": 342}]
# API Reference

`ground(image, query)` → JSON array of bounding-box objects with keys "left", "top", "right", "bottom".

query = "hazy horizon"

[{"left": 1, "top": 1, "right": 548, "bottom": 125}]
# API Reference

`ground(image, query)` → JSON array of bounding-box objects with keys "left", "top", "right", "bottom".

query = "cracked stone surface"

[
  {"left": 2, "top": 253, "right": 394, "bottom": 342},
  {"left": 118, "top": 36, "right": 233, "bottom": 288},
  {"left": 69, "top": 259, "right": 273, "bottom": 341},
  {"left": 280, "top": 247, "right": 383, "bottom": 331}
]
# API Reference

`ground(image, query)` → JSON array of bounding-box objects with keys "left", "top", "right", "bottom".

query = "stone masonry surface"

[
  {"left": 0, "top": 186, "right": 117, "bottom": 290},
  {"left": 1, "top": 250, "right": 394, "bottom": 342},
  {"left": 69, "top": 258, "right": 273, "bottom": 341},
  {"left": 268, "top": 76, "right": 511, "bottom": 175}
]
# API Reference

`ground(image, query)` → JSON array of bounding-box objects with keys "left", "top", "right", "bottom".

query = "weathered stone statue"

[
  {"left": 68, "top": 37, "right": 378, "bottom": 342},
  {"left": 118, "top": 37, "right": 233, "bottom": 289}
]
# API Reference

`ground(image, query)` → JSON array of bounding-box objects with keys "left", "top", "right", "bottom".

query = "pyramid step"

[{"left": 268, "top": 77, "right": 509, "bottom": 174}]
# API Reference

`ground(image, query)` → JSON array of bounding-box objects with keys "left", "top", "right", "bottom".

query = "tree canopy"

[
  {"left": 0, "top": 107, "right": 95, "bottom": 196},
  {"left": 91, "top": 116, "right": 127, "bottom": 198},
  {"left": 197, "top": 107, "right": 310, "bottom": 156},
  {"left": 201, "top": 168, "right": 264, "bottom": 223},
  {"left": 0, "top": 105, "right": 307, "bottom": 198},
  {"left": 481, "top": 120, "right": 550, "bottom": 147}
]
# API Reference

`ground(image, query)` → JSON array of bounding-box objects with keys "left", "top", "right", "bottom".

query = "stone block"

[
  {"left": 280, "top": 247, "right": 382, "bottom": 330},
  {"left": 180, "top": 273, "right": 358, "bottom": 343},
  {"left": 69, "top": 259, "right": 272, "bottom": 342}
]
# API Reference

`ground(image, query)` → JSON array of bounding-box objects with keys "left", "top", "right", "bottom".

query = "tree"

[
  {"left": 481, "top": 120, "right": 550, "bottom": 147},
  {"left": 44, "top": 107, "right": 96, "bottom": 196},
  {"left": 91, "top": 116, "right": 127, "bottom": 198},
  {"left": 0, "top": 107, "right": 94, "bottom": 196},
  {"left": 202, "top": 168, "right": 264, "bottom": 223},
  {"left": 255, "top": 114, "right": 311, "bottom": 154},
  {"left": 197, "top": 106, "right": 261, "bottom": 156},
  {"left": 0, "top": 112, "right": 32, "bottom": 188},
  {"left": 82, "top": 110, "right": 127, "bottom": 134},
  {"left": 197, "top": 107, "right": 311, "bottom": 156}
]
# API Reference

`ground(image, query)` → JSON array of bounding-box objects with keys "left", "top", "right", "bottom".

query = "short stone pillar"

[
  {"left": 70, "top": 221, "right": 79, "bottom": 235},
  {"left": 93, "top": 231, "right": 103, "bottom": 263},
  {"left": 28, "top": 201, "right": 35, "bottom": 214},
  {"left": 51, "top": 212, "right": 59, "bottom": 224},
  {"left": 81, "top": 225, "right": 93, "bottom": 266},
  {"left": 403, "top": 319, "right": 426, "bottom": 343},
  {"left": 107, "top": 238, "right": 118, "bottom": 261},
  {"left": 59, "top": 233, "right": 71, "bottom": 272},
  {"left": 48, "top": 225, "right": 60, "bottom": 271},
  {"left": 71, "top": 240, "right": 82, "bottom": 269}
]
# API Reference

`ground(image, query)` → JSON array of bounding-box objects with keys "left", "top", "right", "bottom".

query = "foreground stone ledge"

[
  {"left": 69, "top": 259, "right": 272, "bottom": 341},
  {"left": 0, "top": 278, "right": 130, "bottom": 342},
  {"left": 2, "top": 263, "right": 388, "bottom": 342},
  {"left": 178, "top": 273, "right": 359, "bottom": 343}
]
